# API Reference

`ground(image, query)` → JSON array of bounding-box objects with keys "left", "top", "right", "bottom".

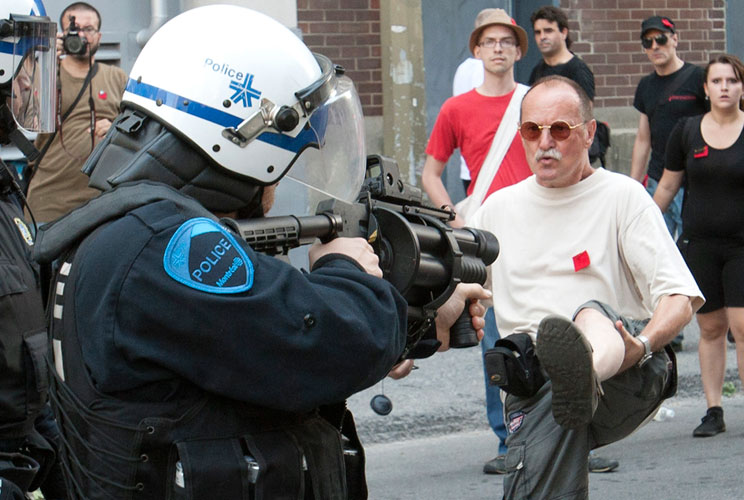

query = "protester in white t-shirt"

[{"left": 471, "top": 76, "right": 703, "bottom": 500}]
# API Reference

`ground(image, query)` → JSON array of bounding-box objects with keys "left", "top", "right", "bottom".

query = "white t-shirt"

[
  {"left": 470, "top": 168, "right": 704, "bottom": 340},
  {"left": 452, "top": 58, "right": 484, "bottom": 181}
]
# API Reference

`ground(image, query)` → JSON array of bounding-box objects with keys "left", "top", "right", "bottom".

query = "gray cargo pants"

[{"left": 502, "top": 301, "right": 676, "bottom": 500}]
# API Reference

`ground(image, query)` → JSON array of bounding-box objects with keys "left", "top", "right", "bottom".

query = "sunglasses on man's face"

[
  {"left": 518, "top": 121, "right": 586, "bottom": 142},
  {"left": 641, "top": 33, "right": 669, "bottom": 49}
]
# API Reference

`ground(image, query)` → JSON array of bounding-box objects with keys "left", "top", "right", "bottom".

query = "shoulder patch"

[
  {"left": 13, "top": 218, "right": 34, "bottom": 246},
  {"left": 163, "top": 218, "right": 253, "bottom": 294}
]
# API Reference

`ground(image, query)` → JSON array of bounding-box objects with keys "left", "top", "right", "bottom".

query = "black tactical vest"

[{"left": 39, "top": 185, "right": 362, "bottom": 499}]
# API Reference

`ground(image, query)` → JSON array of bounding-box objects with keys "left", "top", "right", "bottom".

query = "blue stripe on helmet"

[
  {"left": 125, "top": 78, "right": 322, "bottom": 154},
  {"left": 32, "top": 0, "right": 47, "bottom": 16},
  {"left": 126, "top": 79, "right": 241, "bottom": 128}
]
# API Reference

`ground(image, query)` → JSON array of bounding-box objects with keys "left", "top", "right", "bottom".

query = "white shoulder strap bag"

[{"left": 454, "top": 84, "right": 529, "bottom": 224}]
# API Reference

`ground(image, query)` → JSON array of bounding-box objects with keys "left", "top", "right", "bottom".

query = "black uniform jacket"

[
  {"left": 0, "top": 192, "right": 47, "bottom": 438},
  {"left": 69, "top": 198, "right": 408, "bottom": 412}
]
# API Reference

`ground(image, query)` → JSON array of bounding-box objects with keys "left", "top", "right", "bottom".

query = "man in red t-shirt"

[
  {"left": 422, "top": 8, "right": 531, "bottom": 229},
  {"left": 421, "top": 8, "right": 532, "bottom": 477}
]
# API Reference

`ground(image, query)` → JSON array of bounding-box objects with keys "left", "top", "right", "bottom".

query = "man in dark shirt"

[
  {"left": 528, "top": 6, "right": 594, "bottom": 100},
  {"left": 630, "top": 15, "right": 706, "bottom": 240},
  {"left": 630, "top": 15, "right": 706, "bottom": 353}
]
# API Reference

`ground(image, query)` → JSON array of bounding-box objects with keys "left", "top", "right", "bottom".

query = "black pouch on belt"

[{"left": 484, "top": 333, "right": 546, "bottom": 398}]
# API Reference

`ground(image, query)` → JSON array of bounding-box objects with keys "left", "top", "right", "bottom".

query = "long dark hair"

[{"left": 704, "top": 54, "right": 744, "bottom": 110}]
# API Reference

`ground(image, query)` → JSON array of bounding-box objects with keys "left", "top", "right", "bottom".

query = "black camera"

[{"left": 63, "top": 15, "right": 88, "bottom": 56}]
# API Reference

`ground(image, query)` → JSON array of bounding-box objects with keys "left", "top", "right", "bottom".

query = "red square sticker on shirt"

[
  {"left": 573, "top": 251, "right": 590, "bottom": 272},
  {"left": 693, "top": 145, "right": 708, "bottom": 158}
]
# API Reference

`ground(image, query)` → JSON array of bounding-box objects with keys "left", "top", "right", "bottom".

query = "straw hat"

[{"left": 469, "top": 8, "right": 528, "bottom": 56}]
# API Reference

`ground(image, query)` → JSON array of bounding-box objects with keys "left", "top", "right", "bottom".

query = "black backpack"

[{"left": 589, "top": 121, "right": 611, "bottom": 168}]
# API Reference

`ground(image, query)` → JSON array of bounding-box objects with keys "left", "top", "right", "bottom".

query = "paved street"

[{"left": 348, "top": 322, "right": 744, "bottom": 499}]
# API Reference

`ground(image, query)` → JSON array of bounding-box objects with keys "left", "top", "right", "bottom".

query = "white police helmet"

[
  {"left": 123, "top": 5, "right": 366, "bottom": 206},
  {"left": 0, "top": 0, "right": 56, "bottom": 133}
]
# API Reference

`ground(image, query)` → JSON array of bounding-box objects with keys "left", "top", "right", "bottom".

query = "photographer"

[
  {"left": 26, "top": 1, "right": 127, "bottom": 223},
  {"left": 33, "top": 6, "right": 489, "bottom": 499}
]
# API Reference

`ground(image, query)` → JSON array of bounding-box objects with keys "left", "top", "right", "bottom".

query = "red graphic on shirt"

[
  {"left": 668, "top": 95, "right": 696, "bottom": 102},
  {"left": 98, "top": 90, "right": 108, "bottom": 100},
  {"left": 693, "top": 145, "right": 708, "bottom": 159},
  {"left": 573, "top": 251, "right": 590, "bottom": 272}
]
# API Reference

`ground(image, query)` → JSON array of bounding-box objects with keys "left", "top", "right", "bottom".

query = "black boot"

[{"left": 693, "top": 406, "right": 725, "bottom": 437}]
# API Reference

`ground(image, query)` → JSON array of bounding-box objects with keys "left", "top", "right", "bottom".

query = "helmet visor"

[
  {"left": 270, "top": 74, "right": 366, "bottom": 216},
  {"left": 10, "top": 16, "right": 56, "bottom": 133}
]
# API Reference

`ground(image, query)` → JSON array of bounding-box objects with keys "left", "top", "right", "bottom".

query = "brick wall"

[
  {"left": 297, "top": 0, "right": 383, "bottom": 116},
  {"left": 562, "top": 0, "right": 727, "bottom": 108},
  {"left": 297, "top": 1, "right": 727, "bottom": 115}
]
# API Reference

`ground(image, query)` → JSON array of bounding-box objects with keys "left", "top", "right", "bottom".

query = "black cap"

[{"left": 641, "top": 16, "right": 675, "bottom": 38}]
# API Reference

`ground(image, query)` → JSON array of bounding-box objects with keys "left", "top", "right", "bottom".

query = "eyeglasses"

[
  {"left": 478, "top": 37, "right": 517, "bottom": 49},
  {"left": 641, "top": 33, "right": 668, "bottom": 49},
  {"left": 518, "top": 121, "right": 587, "bottom": 141},
  {"left": 65, "top": 26, "right": 98, "bottom": 35}
]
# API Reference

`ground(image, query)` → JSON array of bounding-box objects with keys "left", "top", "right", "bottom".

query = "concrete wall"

[
  {"left": 380, "top": 0, "right": 427, "bottom": 186},
  {"left": 595, "top": 106, "right": 639, "bottom": 177}
]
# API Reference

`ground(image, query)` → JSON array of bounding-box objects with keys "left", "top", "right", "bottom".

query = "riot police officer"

[
  {"left": 0, "top": 1, "right": 65, "bottom": 498},
  {"left": 33, "top": 5, "right": 488, "bottom": 499}
]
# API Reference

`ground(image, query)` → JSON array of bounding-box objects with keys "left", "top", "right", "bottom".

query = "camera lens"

[{"left": 64, "top": 34, "right": 87, "bottom": 55}]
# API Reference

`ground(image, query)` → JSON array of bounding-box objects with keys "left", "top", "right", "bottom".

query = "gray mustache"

[{"left": 535, "top": 148, "right": 562, "bottom": 161}]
